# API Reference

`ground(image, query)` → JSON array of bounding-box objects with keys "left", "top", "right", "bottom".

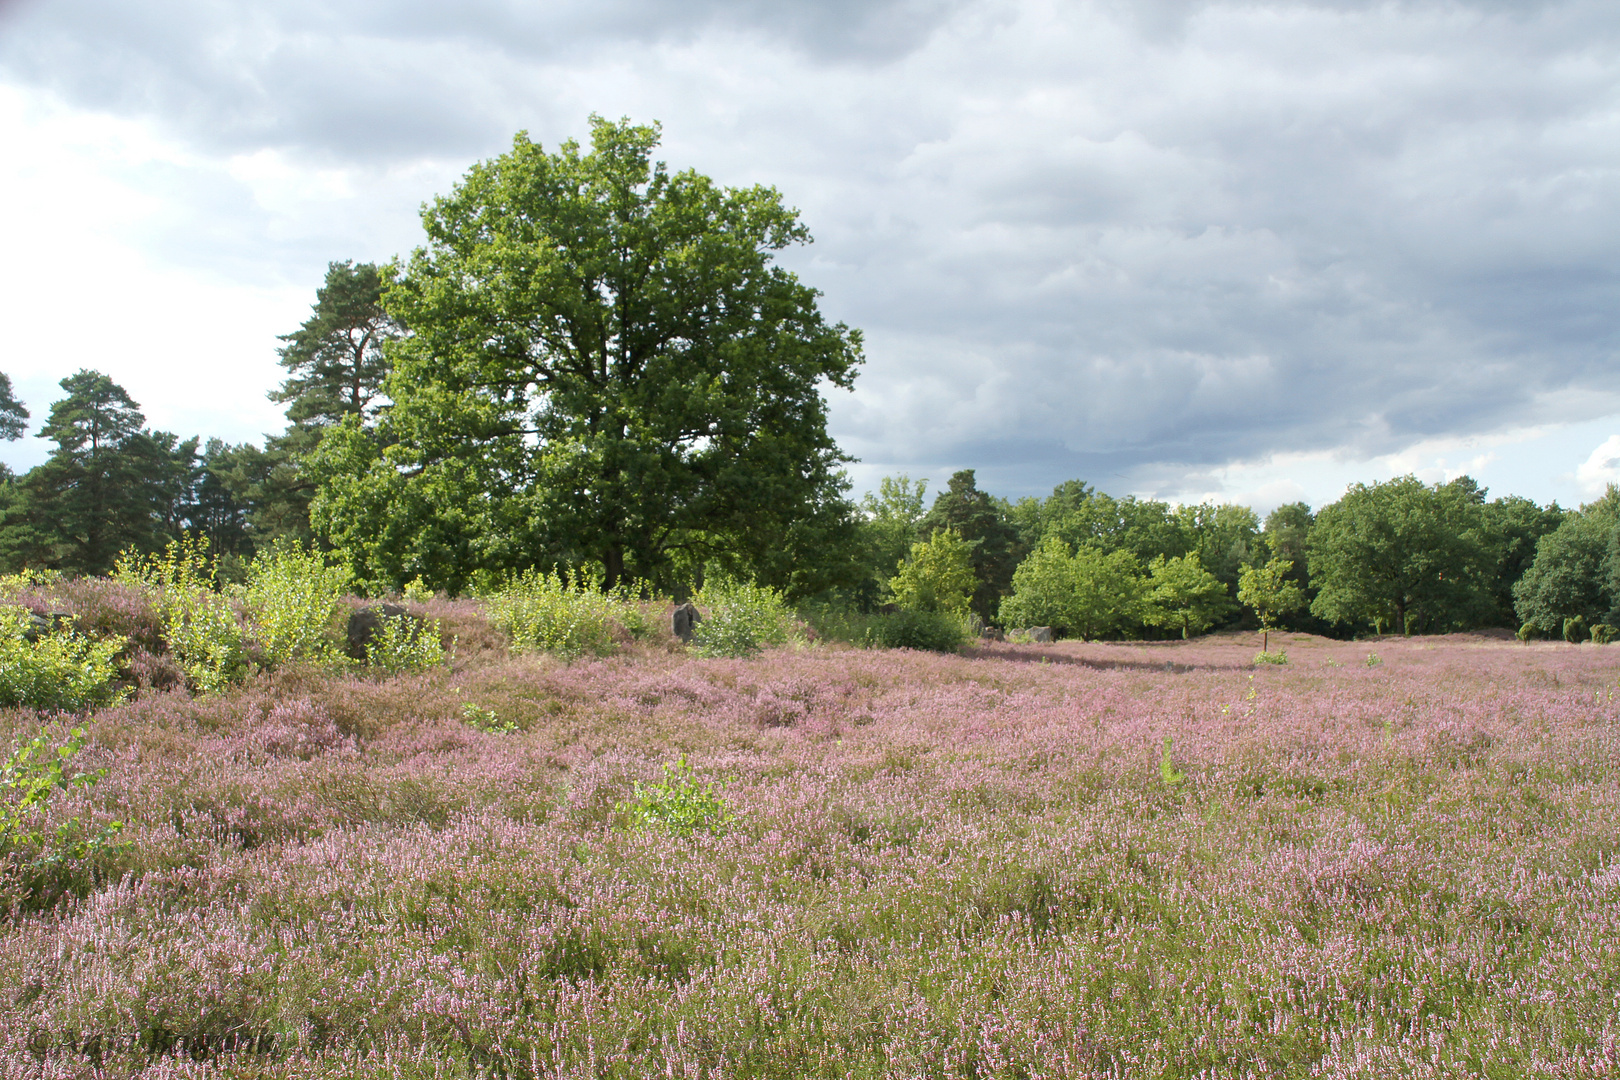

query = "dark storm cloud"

[{"left": 2, "top": 0, "right": 1617, "bottom": 499}]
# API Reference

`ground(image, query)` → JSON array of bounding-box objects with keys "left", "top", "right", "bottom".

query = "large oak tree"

[{"left": 311, "top": 117, "right": 863, "bottom": 595}]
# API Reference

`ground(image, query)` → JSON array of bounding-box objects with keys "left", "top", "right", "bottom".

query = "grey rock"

[
  {"left": 1028, "top": 626, "right": 1054, "bottom": 643},
  {"left": 21, "top": 611, "right": 74, "bottom": 643},
  {"left": 346, "top": 604, "right": 418, "bottom": 661},
  {"left": 671, "top": 602, "right": 702, "bottom": 643}
]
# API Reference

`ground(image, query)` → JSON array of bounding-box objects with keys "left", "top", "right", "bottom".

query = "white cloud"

[
  {"left": 0, "top": 0, "right": 1617, "bottom": 507},
  {"left": 1576, "top": 434, "right": 1620, "bottom": 500}
]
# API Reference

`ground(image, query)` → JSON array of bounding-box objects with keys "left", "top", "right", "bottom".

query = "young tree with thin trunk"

[{"left": 1238, "top": 557, "right": 1305, "bottom": 653}]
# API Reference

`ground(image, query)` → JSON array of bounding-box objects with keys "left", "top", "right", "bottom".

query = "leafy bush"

[
  {"left": 617, "top": 757, "right": 734, "bottom": 837},
  {"left": 1517, "top": 622, "right": 1540, "bottom": 642},
  {"left": 1254, "top": 650, "right": 1289, "bottom": 665},
  {"left": 887, "top": 529, "right": 975, "bottom": 614},
  {"left": 245, "top": 541, "right": 350, "bottom": 668},
  {"left": 1, "top": 727, "right": 125, "bottom": 908},
  {"left": 0, "top": 609, "right": 128, "bottom": 713},
  {"left": 999, "top": 539, "right": 1144, "bottom": 641},
  {"left": 115, "top": 538, "right": 249, "bottom": 693},
  {"left": 366, "top": 612, "right": 448, "bottom": 674},
  {"left": 482, "top": 570, "right": 645, "bottom": 659},
  {"left": 461, "top": 703, "right": 518, "bottom": 735},
  {"left": 1591, "top": 623, "right": 1616, "bottom": 644},
  {"left": 691, "top": 580, "right": 798, "bottom": 658},
  {"left": 861, "top": 609, "right": 970, "bottom": 653},
  {"left": 1564, "top": 615, "right": 1587, "bottom": 644}
]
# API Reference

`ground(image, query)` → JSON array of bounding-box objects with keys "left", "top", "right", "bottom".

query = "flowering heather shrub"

[
  {"left": 2, "top": 631, "right": 1619, "bottom": 1076},
  {"left": 0, "top": 573, "right": 165, "bottom": 655},
  {"left": 243, "top": 541, "right": 349, "bottom": 669}
]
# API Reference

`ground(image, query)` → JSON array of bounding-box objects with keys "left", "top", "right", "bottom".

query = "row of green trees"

[
  {"left": 0, "top": 115, "right": 1608, "bottom": 641},
  {"left": 855, "top": 466, "right": 1594, "bottom": 640},
  {"left": 0, "top": 358, "right": 1602, "bottom": 641}
]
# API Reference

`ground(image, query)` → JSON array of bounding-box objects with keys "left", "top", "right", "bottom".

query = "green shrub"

[
  {"left": 691, "top": 580, "right": 798, "bottom": 658},
  {"left": 1591, "top": 623, "right": 1616, "bottom": 644},
  {"left": 1, "top": 727, "right": 125, "bottom": 908},
  {"left": 115, "top": 538, "right": 249, "bottom": 694},
  {"left": 0, "top": 609, "right": 127, "bottom": 713},
  {"left": 861, "top": 609, "right": 970, "bottom": 653},
  {"left": 482, "top": 570, "right": 645, "bottom": 659},
  {"left": 1564, "top": 615, "right": 1587, "bottom": 644},
  {"left": 999, "top": 539, "right": 1144, "bottom": 641},
  {"left": 887, "top": 529, "right": 975, "bottom": 614},
  {"left": 366, "top": 613, "right": 448, "bottom": 674},
  {"left": 617, "top": 757, "right": 734, "bottom": 837},
  {"left": 1517, "top": 622, "right": 1540, "bottom": 642},
  {"left": 1253, "top": 650, "right": 1289, "bottom": 665},
  {"left": 245, "top": 541, "right": 350, "bottom": 668},
  {"left": 461, "top": 703, "right": 518, "bottom": 735}
]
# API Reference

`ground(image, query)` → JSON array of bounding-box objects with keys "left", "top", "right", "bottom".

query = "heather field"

[{"left": 3, "top": 623, "right": 1619, "bottom": 1079}]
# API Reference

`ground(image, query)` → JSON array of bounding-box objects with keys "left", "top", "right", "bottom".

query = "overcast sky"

[{"left": 2, "top": 0, "right": 1618, "bottom": 514}]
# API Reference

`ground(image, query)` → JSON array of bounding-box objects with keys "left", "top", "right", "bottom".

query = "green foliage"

[
  {"left": 482, "top": 570, "right": 646, "bottom": 659},
  {"left": 1253, "top": 650, "right": 1289, "bottom": 665},
  {"left": 1173, "top": 502, "right": 1260, "bottom": 594},
  {"left": 7, "top": 370, "right": 199, "bottom": 575},
  {"left": 460, "top": 703, "right": 518, "bottom": 735},
  {"left": 1591, "top": 623, "right": 1616, "bottom": 644},
  {"left": 919, "top": 470, "right": 1026, "bottom": 619},
  {"left": 1517, "top": 622, "right": 1540, "bottom": 641},
  {"left": 115, "top": 537, "right": 249, "bottom": 693},
  {"left": 692, "top": 579, "right": 798, "bottom": 658},
  {"left": 1144, "top": 553, "right": 1235, "bottom": 639},
  {"left": 313, "top": 117, "right": 863, "bottom": 598},
  {"left": 0, "top": 727, "right": 125, "bottom": 896},
  {"left": 887, "top": 528, "right": 976, "bottom": 615},
  {"left": 852, "top": 475, "right": 930, "bottom": 610},
  {"left": 1563, "top": 615, "right": 1587, "bottom": 644},
  {"left": 999, "top": 538, "right": 1144, "bottom": 640},
  {"left": 860, "top": 609, "right": 972, "bottom": 653},
  {"left": 273, "top": 260, "right": 400, "bottom": 431},
  {"left": 617, "top": 757, "right": 734, "bottom": 838},
  {"left": 0, "top": 608, "right": 127, "bottom": 712},
  {"left": 1481, "top": 494, "right": 1565, "bottom": 626},
  {"left": 1158, "top": 738, "right": 1186, "bottom": 786},
  {"left": 1365, "top": 652, "right": 1383, "bottom": 667},
  {"left": 0, "top": 372, "right": 28, "bottom": 442},
  {"left": 1238, "top": 558, "right": 1306, "bottom": 650},
  {"left": 366, "top": 613, "right": 448, "bottom": 674},
  {"left": 244, "top": 541, "right": 350, "bottom": 668},
  {"left": 1308, "top": 475, "right": 1490, "bottom": 635},
  {"left": 1038, "top": 485, "right": 1190, "bottom": 567},
  {"left": 1512, "top": 494, "right": 1618, "bottom": 635}
]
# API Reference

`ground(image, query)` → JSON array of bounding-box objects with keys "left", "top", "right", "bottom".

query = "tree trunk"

[{"left": 603, "top": 546, "right": 625, "bottom": 592}]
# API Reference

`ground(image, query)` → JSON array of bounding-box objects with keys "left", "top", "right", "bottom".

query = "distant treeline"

[{"left": 0, "top": 260, "right": 1608, "bottom": 643}]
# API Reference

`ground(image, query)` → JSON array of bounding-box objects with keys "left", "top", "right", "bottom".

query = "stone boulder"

[
  {"left": 21, "top": 611, "right": 74, "bottom": 642},
  {"left": 1028, "top": 626, "right": 1054, "bottom": 643},
  {"left": 671, "top": 602, "right": 702, "bottom": 643},
  {"left": 346, "top": 604, "right": 420, "bottom": 661}
]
